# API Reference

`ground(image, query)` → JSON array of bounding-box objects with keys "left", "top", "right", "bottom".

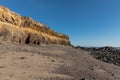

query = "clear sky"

[{"left": 0, "top": 0, "right": 120, "bottom": 47}]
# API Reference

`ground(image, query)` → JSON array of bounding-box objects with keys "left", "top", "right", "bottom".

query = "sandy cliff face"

[{"left": 0, "top": 6, "right": 71, "bottom": 45}]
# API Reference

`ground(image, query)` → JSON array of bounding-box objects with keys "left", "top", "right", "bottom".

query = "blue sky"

[{"left": 0, "top": 0, "right": 120, "bottom": 47}]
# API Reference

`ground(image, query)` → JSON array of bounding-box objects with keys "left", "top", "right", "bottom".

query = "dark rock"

[
  {"left": 20, "top": 57, "right": 26, "bottom": 59},
  {"left": 81, "top": 78, "right": 88, "bottom": 80},
  {"left": 76, "top": 46, "right": 120, "bottom": 66}
]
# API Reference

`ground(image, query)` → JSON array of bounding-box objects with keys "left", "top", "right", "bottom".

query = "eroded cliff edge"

[{"left": 0, "top": 6, "right": 71, "bottom": 45}]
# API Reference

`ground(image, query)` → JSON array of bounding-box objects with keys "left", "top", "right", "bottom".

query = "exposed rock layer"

[{"left": 0, "top": 6, "right": 70, "bottom": 45}]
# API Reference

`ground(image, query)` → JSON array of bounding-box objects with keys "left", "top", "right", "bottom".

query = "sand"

[{"left": 0, "top": 43, "right": 119, "bottom": 80}]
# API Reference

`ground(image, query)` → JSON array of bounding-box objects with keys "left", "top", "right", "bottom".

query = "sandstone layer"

[{"left": 0, "top": 6, "right": 70, "bottom": 45}]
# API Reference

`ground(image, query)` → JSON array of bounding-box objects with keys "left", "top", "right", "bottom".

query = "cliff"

[{"left": 0, "top": 6, "right": 71, "bottom": 45}]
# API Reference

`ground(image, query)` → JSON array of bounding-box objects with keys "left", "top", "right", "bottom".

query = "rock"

[
  {"left": 0, "top": 6, "right": 71, "bottom": 45},
  {"left": 76, "top": 46, "right": 120, "bottom": 66},
  {"left": 75, "top": 46, "right": 97, "bottom": 51},
  {"left": 80, "top": 78, "right": 88, "bottom": 80},
  {"left": 97, "top": 46, "right": 116, "bottom": 51},
  {"left": 90, "top": 46, "right": 120, "bottom": 66}
]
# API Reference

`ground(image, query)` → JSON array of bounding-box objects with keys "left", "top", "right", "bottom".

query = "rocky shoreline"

[{"left": 75, "top": 46, "right": 120, "bottom": 66}]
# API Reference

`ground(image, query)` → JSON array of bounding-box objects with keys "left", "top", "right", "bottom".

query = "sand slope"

[{"left": 0, "top": 43, "right": 119, "bottom": 80}]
